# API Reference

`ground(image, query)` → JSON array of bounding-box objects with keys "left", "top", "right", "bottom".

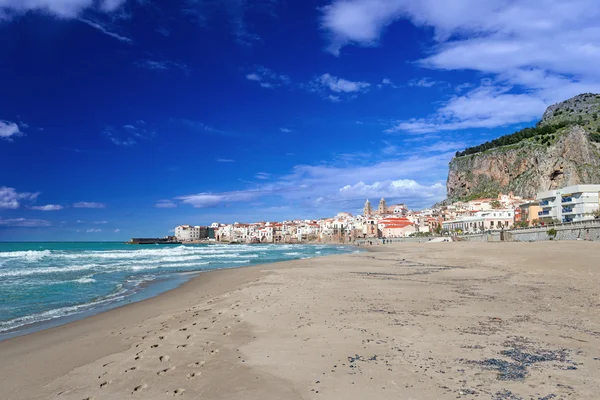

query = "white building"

[
  {"left": 442, "top": 209, "right": 515, "bottom": 233},
  {"left": 175, "top": 225, "right": 207, "bottom": 241},
  {"left": 536, "top": 185, "right": 600, "bottom": 223}
]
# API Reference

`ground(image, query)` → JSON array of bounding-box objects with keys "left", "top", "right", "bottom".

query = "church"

[{"left": 363, "top": 198, "right": 408, "bottom": 216}]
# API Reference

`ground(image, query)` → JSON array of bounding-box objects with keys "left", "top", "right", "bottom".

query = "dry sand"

[{"left": 1, "top": 241, "right": 600, "bottom": 400}]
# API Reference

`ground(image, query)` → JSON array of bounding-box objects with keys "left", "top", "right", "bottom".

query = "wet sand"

[{"left": 1, "top": 241, "right": 599, "bottom": 399}]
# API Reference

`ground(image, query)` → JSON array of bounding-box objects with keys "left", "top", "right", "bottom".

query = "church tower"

[
  {"left": 378, "top": 198, "right": 387, "bottom": 214},
  {"left": 363, "top": 199, "right": 372, "bottom": 216}
]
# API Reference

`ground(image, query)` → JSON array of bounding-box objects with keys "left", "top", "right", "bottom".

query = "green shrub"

[{"left": 547, "top": 228, "right": 557, "bottom": 240}]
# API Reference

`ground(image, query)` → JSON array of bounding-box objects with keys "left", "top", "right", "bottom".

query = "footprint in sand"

[
  {"left": 132, "top": 383, "right": 148, "bottom": 394},
  {"left": 157, "top": 367, "right": 176, "bottom": 376},
  {"left": 125, "top": 366, "right": 138, "bottom": 372},
  {"left": 171, "top": 388, "right": 185, "bottom": 396},
  {"left": 177, "top": 344, "right": 189, "bottom": 349},
  {"left": 188, "top": 361, "right": 205, "bottom": 368},
  {"left": 159, "top": 355, "right": 170, "bottom": 362},
  {"left": 186, "top": 372, "right": 201, "bottom": 379},
  {"left": 150, "top": 344, "right": 160, "bottom": 349},
  {"left": 99, "top": 381, "right": 112, "bottom": 389}
]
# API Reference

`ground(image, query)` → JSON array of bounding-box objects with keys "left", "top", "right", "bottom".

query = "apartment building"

[{"left": 536, "top": 185, "right": 600, "bottom": 223}]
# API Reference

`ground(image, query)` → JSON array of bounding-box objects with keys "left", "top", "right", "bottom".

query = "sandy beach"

[{"left": 1, "top": 241, "right": 600, "bottom": 399}]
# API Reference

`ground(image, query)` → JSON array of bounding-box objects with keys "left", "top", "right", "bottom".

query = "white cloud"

[
  {"left": 73, "top": 202, "right": 106, "bottom": 209},
  {"left": 135, "top": 59, "right": 190, "bottom": 74},
  {"left": 0, "top": 217, "right": 51, "bottom": 228},
  {"left": 245, "top": 66, "right": 290, "bottom": 89},
  {"left": 255, "top": 172, "right": 271, "bottom": 180},
  {"left": 104, "top": 120, "right": 155, "bottom": 146},
  {"left": 280, "top": 128, "right": 293, "bottom": 133},
  {"left": 387, "top": 84, "right": 548, "bottom": 133},
  {"left": 322, "top": 0, "right": 600, "bottom": 131},
  {"left": 216, "top": 158, "right": 235, "bottom": 163},
  {"left": 86, "top": 228, "right": 102, "bottom": 233},
  {"left": 155, "top": 200, "right": 177, "bottom": 208},
  {"left": 31, "top": 204, "right": 63, "bottom": 211},
  {"left": 0, "top": 0, "right": 126, "bottom": 18},
  {"left": 114, "top": 228, "right": 121, "bottom": 233},
  {"left": 78, "top": 18, "right": 132, "bottom": 43},
  {"left": 338, "top": 180, "right": 445, "bottom": 203},
  {"left": 176, "top": 189, "right": 267, "bottom": 208},
  {"left": 94, "top": 220, "right": 108, "bottom": 224},
  {"left": 0, "top": 120, "right": 23, "bottom": 141},
  {"left": 0, "top": 187, "right": 39, "bottom": 209},
  {"left": 314, "top": 73, "right": 370, "bottom": 93},
  {"left": 174, "top": 151, "right": 452, "bottom": 210},
  {"left": 408, "top": 78, "right": 440, "bottom": 88}
]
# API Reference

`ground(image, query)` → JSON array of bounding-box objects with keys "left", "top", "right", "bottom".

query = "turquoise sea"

[{"left": 0, "top": 242, "right": 356, "bottom": 338}]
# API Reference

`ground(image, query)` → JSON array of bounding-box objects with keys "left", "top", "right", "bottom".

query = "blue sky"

[{"left": 1, "top": 0, "right": 600, "bottom": 241}]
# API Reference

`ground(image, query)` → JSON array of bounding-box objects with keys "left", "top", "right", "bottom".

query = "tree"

[
  {"left": 514, "top": 221, "right": 529, "bottom": 228},
  {"left": 547, "top": 228, "right": 558, "bottom": 240}
]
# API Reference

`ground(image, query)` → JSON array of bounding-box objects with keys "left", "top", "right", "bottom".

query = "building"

[
  {"left": 378, "top": 198, "right": 387, "bottom": 214},
  {"left": 517, "top": 202, "right": 542, "bottom": 226},
  {"left": 175, "top": 225, "right": 209, "bottom": 241},
  {"left": 363, "top": 199, "right": 373, "bottom": 216},
  {"left": 442, "top": 209, "right": 515, "bottom": 233},
  {"left": 536, "top": 185, "right": 600, "bottom": 223}
]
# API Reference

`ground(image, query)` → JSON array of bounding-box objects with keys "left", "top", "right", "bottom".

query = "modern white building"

[
  {"left": 442, "top": 209, "right": 515, "bottom": 233},
  {"left": 536, "top": 185, "right": 600, "bottom": 223}
]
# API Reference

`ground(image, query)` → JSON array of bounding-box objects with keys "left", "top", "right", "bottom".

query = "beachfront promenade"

[{"left": 1, "top": 241, "right": 600, "bottom": 399}]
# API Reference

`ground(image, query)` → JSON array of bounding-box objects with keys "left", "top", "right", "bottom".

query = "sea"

[{"left": 0, "top": 242, "right": 356, "bottom": 339}]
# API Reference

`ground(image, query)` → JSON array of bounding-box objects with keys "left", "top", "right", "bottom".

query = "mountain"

[{"left": 446, "top": 93, "right": 600, "bottom": 201}]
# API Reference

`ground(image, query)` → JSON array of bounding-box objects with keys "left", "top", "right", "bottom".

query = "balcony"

[
  {"left": 539, "top": 200, "right": 550, "bottom": 206},
  {"left": 538, "top": 210, "right": 550, "bottom": 216},
  {"left": 562, "top": 207, "right": 574, "bottom": 214},
  {"left": 562, "top": 196, "right": 574, "bottom": 203}
]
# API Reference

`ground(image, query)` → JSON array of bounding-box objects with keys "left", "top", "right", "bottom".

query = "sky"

[{"left": 2, "top": 0, "right": 600, "bottom": 241}]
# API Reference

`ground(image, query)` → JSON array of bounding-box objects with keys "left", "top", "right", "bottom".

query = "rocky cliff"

[{"left": 447, "top": 93, "right": 600, "bottom": 200}]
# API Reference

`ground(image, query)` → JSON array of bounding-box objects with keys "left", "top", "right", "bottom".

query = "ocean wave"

[
  {"left": 284, "top": 252, "right": 301, "bottom": 256},
  {"left": 0, "top": 263, "right": 102, "bottom": 278},
  {"left": 74, "top": 277, "right": 96, "bottom": 284},
  {"left": 0, "top": 250, "right": 52, "bottom": 261}
]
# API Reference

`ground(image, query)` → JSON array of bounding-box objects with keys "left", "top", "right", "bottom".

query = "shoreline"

[
  {"left": 2, "top": 242, "right": 599, "bottom": 399},
  {"left": 0, "top": 243, "right": 357, "bottom": 341}
]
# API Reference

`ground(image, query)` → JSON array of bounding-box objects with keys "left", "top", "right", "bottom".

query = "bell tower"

[
  {"left": 378, "top": 198, "right": 387, "bottom": 214},
  {"left": 363, "top": 199, "right": 372, "bottom": 216}
]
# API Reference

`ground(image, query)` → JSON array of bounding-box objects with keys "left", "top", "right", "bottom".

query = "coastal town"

[{"left": 172, "top": 184, "right": 600, "bottom": 244}]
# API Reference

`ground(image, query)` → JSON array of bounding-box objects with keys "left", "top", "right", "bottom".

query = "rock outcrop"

[{"left": 447, "top": 94, "right": 600, "bottom": 200}]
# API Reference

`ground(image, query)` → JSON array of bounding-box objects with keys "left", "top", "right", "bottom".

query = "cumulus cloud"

[
  {"left": 245, "top": 66, "right": 291, "bottom": 89},
  {"left": 0, "top": 120, "right": 23, "bottom": 141},
  {"left": 31, "top": 204, "right": 64, "bottom": 211},
  {"left": 114, "top": 228, "right": 121, "bottom": 232},
  {"left": 216, "top": 158, "right": 235, "bottom": 163},
  {"left": 174, "top": 151, "right": 452, "bottom": 211},
  {"left": 0, "top": 217, "right": 51, "bottom": 227},
  {"left": 338, "top": 180, "right": 445, "bottom": 203},
  {"left": 322, "top": 0, "right": 600, "bottom": 131},
  {"left": 0, "top": 186, "right": 39, "bottom": 209},
  {"left": 86, "top": 228, "right": 102, "bottom": 233},
  {"left": 73, "top": 202, "right": 106, "bottom": 209},
  {"left": 155, "top": 200, "right": 177, "bottom": 208}
]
